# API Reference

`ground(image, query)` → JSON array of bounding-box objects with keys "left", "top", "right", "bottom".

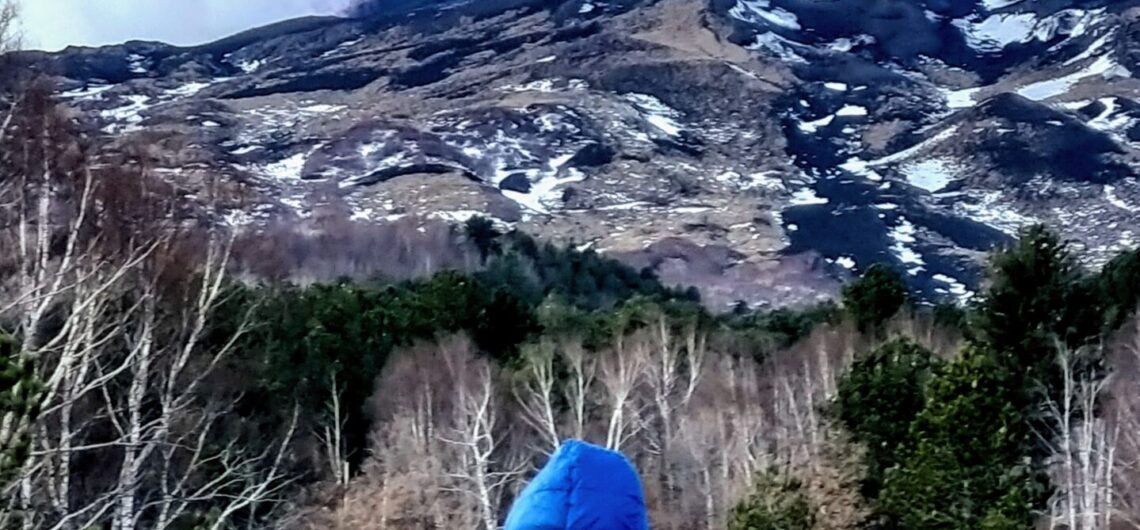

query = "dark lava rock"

[
  {"left": 500, "top": 173, "right": 532, "bottom": 193},
  {"left": 567, "top": 143, "right": 616, "bottom": 168}
]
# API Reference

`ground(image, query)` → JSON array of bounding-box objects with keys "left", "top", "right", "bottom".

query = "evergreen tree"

[
  {"left": 974, "top": 225, "right": 1097, "bottom": 376},
  {"left": 843, "top": 264, "right": 908, "bottom": 332},
  {"left": 1095, "top": 248, "right": 1140, "bottom": 332},
  {"left": 974, "top": 225, "right": 1103, "bottom": 466},
  {"left": 465, "top": 216, "right": 502, "bottom": 263},
  {"left": 879, "top": 346, "right": 1046, "bottom": 530},
  {"left": 832, "top": 338, "right": 942, "bottom": 498}
]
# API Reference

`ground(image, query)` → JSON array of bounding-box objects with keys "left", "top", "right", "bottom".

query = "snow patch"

[
  {"left": 889, "top": 218, "right": 925, "bottom": 275},
  {"left": 789, "top": 188, "right": 828, "bottom": 206},
  {"left": 982, "top": 0, "right": 1024, "bottom": 9},
  {"left": 933, "top": 273, "right": 974, "bottom": 303},
  {"left": 299, "top": 104, "right": 346, "bottom": 113},
  {"left": 624, "top": 93, "right": 684, "bottom": 137},
  {"left": 870, "top": 126, "right": 959, "bottom": 166},
  {"left": 60, "top": 84, "right": 114, "bottom": 101},
  {"left": 836, "top": 104, "right": 868, "bottom": 117},
  {"left": 230, "top": 146, "right": 262, "bottom": 156},
  {"left": 127, "top": 53, "right": 147, "bottom": 74},
  {"left": 941, "top": 86, "right": 982, "bottom": 109},
  {"left": 840, "top": 158, "right": 884, "bottom": 181},
  {"left": 319, "top": 37, "right": 364, "bottom": 58},
  {"left": 1017, "top": 54, "right": 1130, "bottom": 101},
  {"left": 1105, "top": 185, "right": 1130, "bottom": 210},
  {"left": 1087, "top": 97, "right": 1135, "bottom": 136},
  {"left": 261, "top": 151, "right": 312, "bottom": 181},
  {"left": 745, "top": 171, "right": 787, "bottom": 191},
  {"left": 505, "top": 79, "right": 589, "bottom": 93},
  {"left": 237, "top": 59, "right": 265, "bottom": 73},
  {"left": 835, "top": 256, "right": 856, "bottom": 269},
  {"left": 954, "top": 191, "right": 1036, "bottom": 236},
  {"left": 899, "top": 158, "right": 959, "bottom": 193},
  {"left": 824, "top": 82, "right": 848, "bottom": 91},
  {"left": 1064, "top": 32, "right": 1112, "bottom": 66},
  {"left": 748, "top": 32, "right": 808, "bottom": 64},
  {"left": 579, "top": 2, "right": 595, "bottom": 14},
  {"left": 599, "top": 202, "right": 653, "bottom": 211},
  {"left": 101, "top": 94, "right": 152, "bottom": 126},
  {"left": 954, "top": 13, "right": 1038, "bottom": 53},
  {"left": 798, "top": 114, "right": 834, "bottom": 133},
  {"left": 432, "top": 210, "right": 499, "bottom": 225},
  {"left": 955, "top": 9, "right": 1105, "bottom": 54},
  {"left": 164, "top": 81, "right": 212, "bottom": 98},
  {"left": 729, "top": 0, "right": 801, "bottom": 30}
]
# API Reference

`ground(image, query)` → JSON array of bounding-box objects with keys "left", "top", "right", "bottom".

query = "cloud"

[{"left": 18, "top": 0, "right": 352, "bottom": 51}]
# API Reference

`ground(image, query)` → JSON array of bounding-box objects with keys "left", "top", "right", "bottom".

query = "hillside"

[{"left": 23, "top": 0, "right": 1140, "bottom": 309}]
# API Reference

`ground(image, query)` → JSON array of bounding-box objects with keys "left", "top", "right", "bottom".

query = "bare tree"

[
  {"left": 1106, "top": 313, "right": 1140, "bottom": 528},
  {"left": 0, "top": 79, "right": 298, "bottom": 529},
  {"left": 598, "top": 332, "right": 649, "bottom": 452},
  {"left": 308, "top": 335, "right": 518, "bottom": 530},
  {"left": 295, "top": 315, "right": 872, "bottom": 530},
  {"left": 513, "top": 341, "right": 561, "bottom": 453}
]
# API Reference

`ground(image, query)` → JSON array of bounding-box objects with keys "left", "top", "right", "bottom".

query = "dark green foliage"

[
  {"left": 0, "top": 334, "right": 40, "bottom": 488},
  {"left": 832, "top": 339, "right": 942, "bottom": 498},
  {"left": 1095, "top": 248, "right": 1140, "bottom": 333},
  {"left": 973, "top": 226, "right": 1106, "bottom": 467},
  {"left": 722, "top": 302, "right": 841, "bottom": 361},
  {"left": 221, "top": 273, "right": 540, "bottom": 471},
  {"left": 465, "top": 216, "right": 503, "bottom": 263},
  {"left": 974, "top": 225, "right": 1098, "bottom": 374},
  {"left": 479, "top": 232, "right": 695, "bottom": 311},
  {"left": 843, "top": 264, "right": 908, "bottom": 332},
  {"left": 879, "top": 346, "right": 1046, "bottom": 530},
  {"left": 729, "top": 470, "right": 815, "bottom": 530},
  {"left": 932, "top": 302, "right": 968, "bottom": 332},
  {"left": 216, "top": 234, "right": 699, "bottom": 477}
]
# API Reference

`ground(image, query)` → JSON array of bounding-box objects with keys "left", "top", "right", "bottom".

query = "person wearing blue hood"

[{"left": 504, "top": 440, "right": 650, "bottom": 530}]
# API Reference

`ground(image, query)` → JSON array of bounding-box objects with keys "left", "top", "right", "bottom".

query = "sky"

[{"left": 18, "top": 0, "right": 353, "bottom": 51}]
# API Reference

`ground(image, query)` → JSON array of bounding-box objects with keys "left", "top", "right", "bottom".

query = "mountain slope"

[{"left": 27, "top": 0, "right": 1140, "bottom": 309}]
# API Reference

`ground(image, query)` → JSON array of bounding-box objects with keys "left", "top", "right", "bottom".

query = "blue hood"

[{"left": 504, "top": 440, "right": 649, "bottom": 530}]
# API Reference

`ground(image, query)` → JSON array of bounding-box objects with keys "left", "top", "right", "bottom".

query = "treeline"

[{"left": 210, "top": 222, "right": 703, "bottom": 482}]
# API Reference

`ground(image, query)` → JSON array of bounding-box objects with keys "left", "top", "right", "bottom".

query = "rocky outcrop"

[{"left": 34, "top": 0, "right": 1140, "bottom": 307}]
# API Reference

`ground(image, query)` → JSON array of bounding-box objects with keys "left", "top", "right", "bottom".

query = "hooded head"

[{"left": 504, "top": 440, "right": 649, "bottom": 530}]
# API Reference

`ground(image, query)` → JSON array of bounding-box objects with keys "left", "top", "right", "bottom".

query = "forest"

[{"left": 5, "top": 5, "right": 1140, "bottom": 530}]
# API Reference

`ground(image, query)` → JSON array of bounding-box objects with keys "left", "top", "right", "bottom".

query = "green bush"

[{"left": 729, "top": 470, "right": 815, "bottom": 530}]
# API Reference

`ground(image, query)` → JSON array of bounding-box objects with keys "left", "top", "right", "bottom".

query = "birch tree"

[{"left": 1044, "top": 345, "right": 1116, "bottom": 530}]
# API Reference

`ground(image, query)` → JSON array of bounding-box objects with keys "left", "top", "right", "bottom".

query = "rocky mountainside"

[{"left": 24, "top": 0, "right": 1140, "bottom": 309}]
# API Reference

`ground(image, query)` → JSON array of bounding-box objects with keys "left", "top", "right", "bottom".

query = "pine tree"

[
  {"left": 1095, "top": 247, "right": 1140, "bottom": 332},
  {"left": 832, "top": 338, "right": 942, "bottom": 498},
  {"left": 842, "top": 264, "right": 908, "bottom": 333},
  {"left": 878, "top": 346, "right": 1046, "bottom": 530},
  {"left": 974, "top": 225, "right": 1096, "bottom": 378}
]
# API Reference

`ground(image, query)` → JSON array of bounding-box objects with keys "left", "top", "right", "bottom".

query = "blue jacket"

[{"left": 504, "top": 440, "right": 649, "bottom": 530}]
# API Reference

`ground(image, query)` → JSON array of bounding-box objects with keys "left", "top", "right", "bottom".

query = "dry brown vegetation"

[{"left": 286, "top": 318, "right": 913, "bottom": 530}]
